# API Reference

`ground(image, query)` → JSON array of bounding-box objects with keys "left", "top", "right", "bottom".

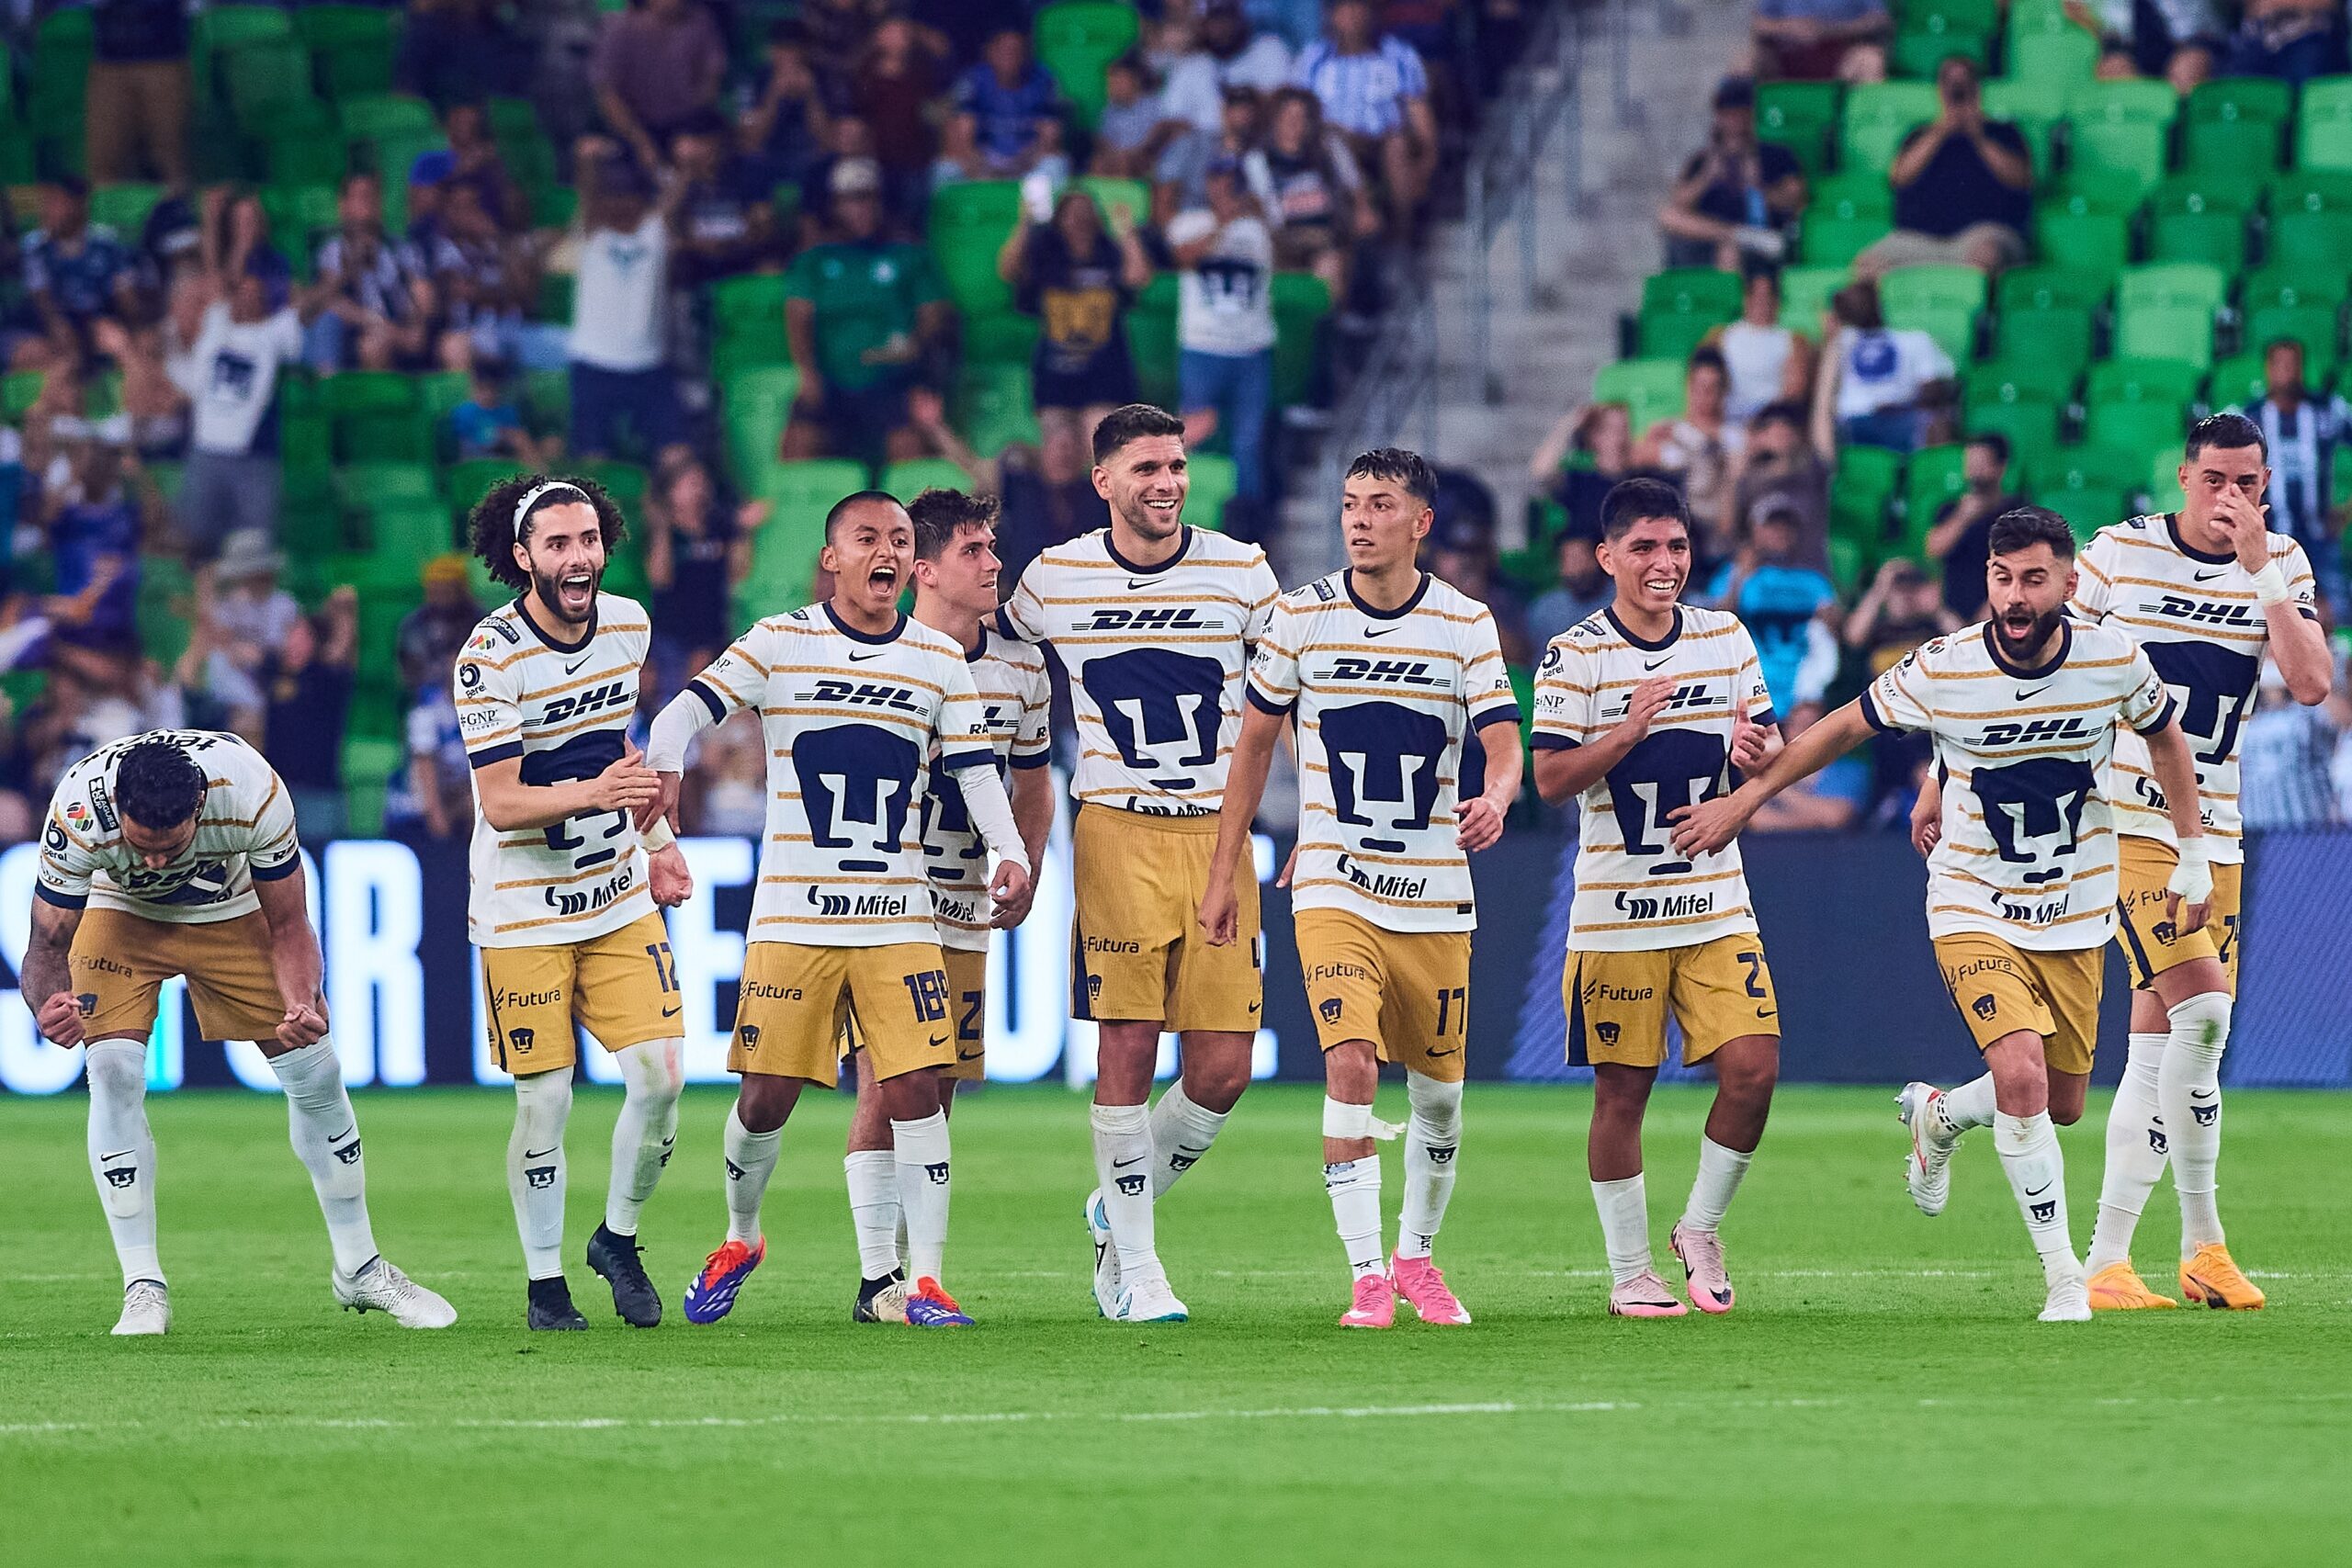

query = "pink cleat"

[
  {"left": 1668, "top": 1222, "right": 1736, "bottom": 1314},
  {"left": 1339, "top": 1271, "right": 1396, "bottom": 1328},
  {"left": 1390, "top": 1252, "right": 1472, "bottom": 1325},
  {"left": 1607, "top": 1269, "right": 1689, "bottom": 1318}
]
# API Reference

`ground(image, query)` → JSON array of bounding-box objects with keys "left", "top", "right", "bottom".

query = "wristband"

[{"left": 2249, "top": 560, "right": 2291, "bottom": 605}]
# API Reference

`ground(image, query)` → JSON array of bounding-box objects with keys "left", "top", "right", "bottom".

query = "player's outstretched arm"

[
  {"left": 1669, "top": 697, "right": 1875, "bottom": 857},
  {"left": 1457, "top": 718, "right": 1522, "bottom": 852},
  {"left": 1203, "top": 702, "right": 1285, "bottom": 945},
  {"left": 2142, "top": 718, "right": 2216, "bottom": 934},
  {"left": 21, "top": 897, "right": 85, "bottom": 1046},
  {"left": 254, "top": 864, "right": 329, "bottom": 1050}
]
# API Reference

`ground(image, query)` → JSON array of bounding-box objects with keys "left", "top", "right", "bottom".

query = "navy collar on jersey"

[
  {"left": 2164, "top": 511, "right": 2235, "bottom": 566},
  {"left": 963, "top": 625, "right": 990, "bottom": 663},
  {"left": 1982, "top": 615, "right": 2072, "bottom": 680},
  {"left": 824, "top": 602, "right": 906, "bottom": 644},
  {"left": 509, "top": 593, "right": 596, "bottom": 655},
  {"left": 1105, "top": 525, "right": 1191, "bottom": 576},
  {"left": 1345, "top": 569, "right": 1430, "bottom": 620},
  {"left": 1605, "top": 604, "right": 1681, "bottom": 651}
]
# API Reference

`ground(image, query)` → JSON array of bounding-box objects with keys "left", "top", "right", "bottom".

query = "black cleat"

[
  {"left": 853, "top": 1270, "right": 910, "bottom": 1324},
  {"left": 587, "top": 1224, "right": 662, "bottom": 1327},
  {"left": 526, "top": 1274, "right": 589, "bottom": 1331}
]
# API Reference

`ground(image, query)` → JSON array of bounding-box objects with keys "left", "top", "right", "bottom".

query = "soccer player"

[
  {"left": 23, "top": 730, "right": 454, "bottom": 1335},
  {"left": 1202, "top": 447, "right": 1521, "bottom": 1329},
  {"left": 644, "top": 491, "right": 1032, "bottom": 1328},
  {"left": 992, "top": 403, "right": 1281, "bottom": 1324},
  {"left": 460, "top": 475, "right": 695, "bottom": 1332},
  {"left": 839, "top": 488, "right": 1054, "bottom": 1325},
  {"left": 1528, "top": 478, "right": 1782, "bottom": 1319},
  {"left": 1674, "top": 506, "right": 2213, "bottom": 1322},
  {"left": 2068, "top": 414, "right": 2329, "bottom": 1311}
]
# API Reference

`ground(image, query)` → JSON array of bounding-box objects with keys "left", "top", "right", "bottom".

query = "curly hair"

[{"left": 466, "top": 473, "right": 629, "bottom": 593}]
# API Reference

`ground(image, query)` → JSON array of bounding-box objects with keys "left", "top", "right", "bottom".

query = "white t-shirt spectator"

[
  {"left": 1166, "top": 209, "right": 1277, "bottom": 357},
  {"left": 1159, "top": 35, "right": 1297, "bottom": 132},
  {"left": 570, "top": 214, "right": 669, "bottom": 372},
  {"left": 1720, "top": 319, "right": 1796, "bottom": 424},
  {"left": 1291, "top": 34, "right": 1428, "bottom": 139},
  {"left": 1833, "top": 327, "right": 1952, "bottom": 421},
  {"left": 174, "top": 302, "right": 304, "bottom": 456}
]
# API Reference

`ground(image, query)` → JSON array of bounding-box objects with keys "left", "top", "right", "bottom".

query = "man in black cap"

[{"left": 1657, "top": 78, "right": 1808, "bottom": 271}]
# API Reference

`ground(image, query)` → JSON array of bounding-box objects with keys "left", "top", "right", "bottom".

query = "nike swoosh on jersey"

[
  {"left": 564, "top": 655, "right": 593, "bottom": 674},
  {"left": 1644, "top": 657, "right": 1671, "bottom": 671},
  {"left": 2192, "top": 570, "right": 2229, "bottom": 582},
  {"left": 2015, "top": 684, "right": 2051, "bottom": 700},
  {"left": 849, "top": 649, "right": 885, "bottom": 661},
  {"left": 1363, "top": 626, "right": 1398, "bottom": 638}
]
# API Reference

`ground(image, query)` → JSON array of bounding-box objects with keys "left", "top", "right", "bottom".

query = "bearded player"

[{"left": 461, "top": 475, "right": 695, "bottom": 1331}]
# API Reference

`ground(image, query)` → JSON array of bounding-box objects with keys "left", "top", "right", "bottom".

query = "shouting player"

[
  {"left": 24, "top": 731, "right": 453, "bottom": 1335},
  {"left": 1675, "top": 506, "right": 2211, "bottom": 1322},
  {"left": 1203, "top": 447, "right": 1521, "bottom": 1328},
  {"left": 1530, "top": 479, "right": 1782, "bottom": 1319},
  {"left": 840, "top": 489, "right": 1054, "bottom": 1324},
  {"left": 461, "top": 476, "right": 694, "bottom": 1331},
  {"left": 646, "top": 491, "right": 1031, "bottom": 1328},
  {"left": 2069, "top": 415, "right": 2329, "bottom": 1310},
  {"left": 993, "top": 403, "right": 1281, "bottom": 1324}
]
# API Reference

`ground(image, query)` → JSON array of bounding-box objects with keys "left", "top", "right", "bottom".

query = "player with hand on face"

[
  {"left": 1675, "top": 506, "right": 2211, "bottom": 1322},
  {"left": 647, "top": 492, "right": 1031, "bottom": 1329},
  {"left": 1204, "top": 448, "right": 1521, "bottom": 1328},
  {"left": 1530, "top": 478, "right": 1784, "bottom": 1319}
]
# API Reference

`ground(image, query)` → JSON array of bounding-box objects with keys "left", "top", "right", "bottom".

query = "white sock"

[
  {"left": 605, "top": 1039, "right": 683, "bottom": 1236},
  {"left": 1936, "top": 1074, "right": 1997, "bottom": 1138},
  {"left": 1397, "top": 1072, "right": 1463, "bottom": 1259},
  {"left": 266, "top": 1038, "right": 379, "bottom": 1276},
  {"left": 85, "top": 1039, "right": 162, "bottom": 1288},
  {"left": 1995, "top": 1111, "right": 2079, "bottom": 1285},
  {"left": 892, "top": 1111, "right": 952, "bottom": 1283},
  {"left": 1679, "top": 1136, "right": 1754, "bottom": 1235},
  {"left": 1091, "top": 1101, "right": 1157, "bottom": 1276},
  {"left": 1148, "top": 1080, "right": 1230, "bottom": 1199},
  {"left": 1589, "top": 1173, "right": 1652, "bottom": 1285},
  {"left": 2086, "top": 1032, "right": 2167, "bottom": 1274},
  {"left": 722, "top": 1104, "right": 781, "bottom": 1246},
  {"left": 1324, "top": 1156, "right": 1386, "bottom": 1280},
  {"left": 843, "top": 1149, "right": 902, "bottom": 1279},
  {"left": 507, "top": 1067, "right": 572, "bottom": 1280},
  {"left": 2161, "top": 990, "right": 2232, "bottom": 1254}
]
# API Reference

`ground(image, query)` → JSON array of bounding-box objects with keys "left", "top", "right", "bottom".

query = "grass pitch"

[{"left": 3, "top": 1082, "right": 2347, "bottom": 1567}]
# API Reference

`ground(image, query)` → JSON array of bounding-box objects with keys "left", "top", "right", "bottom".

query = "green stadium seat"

[
  {"left": 741, "top": 459, "right": 869, "bottom": 617},
  {"left": 2064, "top": 120, "right": 2168, "bottom": 201},
  {"left": 298, "top": 5, "right": 399, "bottom": 100},
  {"left": 263, "top": 183, "right": 340, "bottom": 270},
  {"left": 268, "top": 130, "right": 350, "bottom": 188},
  {"left": 193, "top": 2, "right": 293, "bottom": 95},
  {"left": 1592, "top": 357, "right": 1688, "bottom": 434},
  {"left": 2265, "top": 207, "right": 2352, "bottom": 266},
  {"left": 2181, "top": 115, "right": 2284, "bottom": 177},
  {"left": 2114, "top": 263, "right": 2225, "bottom": 367},
  {"left": 722, "top": 365, "right": 801, "bottom": 489},
  {"left": 1128, "top": 273, "right": 1181, "bottom": 408},
  {"left": 417, "top": 369, "right": 472, "bottom": 431},
  {"left": 1962, "top": 389, "right": 2060, "bottom": 468},
  {"left": 1271, "top": 270, "right": 1332, "bottom": 410},
  {"left": 221, "top": 39, "right": 318, "bottom": 135},
  {"left": 2207, "top": 350, "right": 2268, "bottom": 409},
  {"left": 1074, "top": 176, "right": 1150, "bottom": 225},
  {"left": 1879, "top": 264, "right": 1985, "bottom": 361},
  {"left": 1840, "top": 83, "right": 1939, "bottom": 174},
  {"left": 2245, "top": 301, "right": 2340, "bottom": 380},
  {"left": 444, "top": 459, "right": 529, "bottom": 533},
  {"left": 2075, "top": 77, "right": 2179, "bottom": 128},
  {"left": 2033, "top": 199, "right": 2129, "bottom": 281},
  {"left": 754, "top": 457, "right": 869, "bottom": 521},
  {"left": 1183, "top": 452, "right": 1238, "bottom": 531},
  {"left": 1636, "top": 267, "right": 1743, "bottom": 359},
  {"left": 2242, "top": 262, "right": 2349, "bottom": 311},
  {"left": 2189, "top": 75, "right": 2290, "bottom": 129},
  {"left": 2118, "top": 260, "right": 2228, "bottom": 316},
  {"left": 1891, "top": 27, "right": 1989, "bottom": 80},
  {"left": 952, "top": 361, "right": 1042, "bottom": 457},
  {"left": 2009, "top": 27, "right": 2098, "bottom": 99},
  {"left": 881, "top": 458, "right": 968, "bottom": 502},
  {"left": 1757, "top": 81, "right": 1840, "bottom": 175},
  {"left": 2089, "top": 355, "right": 2203, "bottom": 406},
  {"left": 369, "top": 502, "right": 457, "bottom": 560},
  {"left": 2296, "top": 74, "right": 2352, "bottom": 171},
  {"left": 579, "top": 460, "right": 650, "bottom": 511},
  {"left": 337, "top": 460, "right": 442, "bottom": 510},
  {"left": 927, "top": 182, "right": 1024, "bottom": 315},
  {"left": 1967, "top": 355, "right": 2079, "bottom": 407},
  {"left": 1800, "top": 207, "right": 1892, "bottom": 267},
  {"left": 964, "top": 309, "right": 1042, "bottom": 367},
  {"left": 1996, "top": 265, "right": 2107, "bottom": 316},
  {"left": 2085, "top": 396, "right": 2188, "bottom": 455},
  {"left": 2033, "top": 480, "right": 2127, "bottom": 541},
  {"left": 340, "top": 736, "right": 402, "bottom": 835},
  {"left": 1981, "top": 80, "right": 2058, "bottom": 178},
  {"left": 1993, "top": 303, "right": 2092, "bottom": 372},
  {"left": 337, "top": 93, "right": 440, "bottom": 144},
  {"left": 2146, "top": 446, "right": 2188, "bottom": 512},
  {"left": 1902, "top": 444, "right": 1969, "bottom": 543},
  {"left": 1033, "top": 1, "right": 1141, "bottom": 130},
  {"left": 90, "top": 184, "right": 164, "bottom": 238},
  {"left": 1777, "top": 264, "right": 1847, "bottom": 333}
]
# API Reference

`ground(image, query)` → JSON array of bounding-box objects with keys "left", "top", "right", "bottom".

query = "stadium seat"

[
  {"left": 1184, "top": 452, "right": 1239, "bottom": 530},
  {"left": 221, "top": 39, "right": 318, "bottom": 135},
  {"left": 1996, "top": 265, "right": 2107, "bottom": 316},
  {"left": 2207, "top": 351, "right": 2267, "bottom": 408},
  {"left": 368, "top": 502, "right": 458, "bottom": 560},
  {"left": 2113, "top": 263, "right": 2225, "bottom": 367},
  {"left": 1891, "top": 26, "right": 1989, "bottom": 81},
  {"left": 1075, "top": 175, "right": 1150, "bottom": 224},
  {"left": 340, "top": 737, "right": 402, "bottom": 836},
  {"left": 711, "top": 272, "right": 792, "bottom": 375},
  {"left": 298, "top": 5, "right": 398, "bottom": 100},
  {"left": 2246, "top": 301, "right": 2340, "bottom": 380},
  {"left": 2261, "top": 172, "right": 2352, "bottom": 265},
  {"left": 1636, "top": 268, "right": 1743, "bottom": 359},
  {"left": 2032, "top": 479, "right": 2127, "bottom": 541},
  {"left": 1962, "top": 367, "right": 2062, "bottom": 468},
  {"left": 2242, "top": 262, "right": 2349, "bottom": 311},
  {"left": 2009, "top": 27, "right": 2098, "bottom": 99},
  {"left": 1823, "top": 447, "right": 1890, "bottom": 557},
  {"left": 722, "top": 365, "right": 801, "bottom": 490},
  {"left": 2085, "top": 398, "right": 2188, "bottom": 456},
  {"left": 1033, "top": 1, "right": 1142, "bottom": 130},
  {"left": 1981, "top": 79, "right": 2058, "bottom": 179},
  {"left": 2144, "top": 177, "right": 2251, "bottom": 271},
  {"left": 1591, "top": 357, "right": 1688, "bottom": 434},
  {"left": 2183, "top": 77, "right": 2290, "bottom": 174},
  {"left": 2296, "top": 74, "right": 2352, "bottom": 171},
  {"left": 337, "top": 93, "right": 439, "bottom": 144},
  {"left": 2032, "top": 197, "right": 2130, "bottom": 281},
  {"left": 1993, "top": 303, "right": 2092, "bottom": 374},
  {"left": 881, "top": 457, "right": 969, "bottom": 502},
  {"left": 953, "top": 361, "right": 1043, "bottom": 457},
  {"left": 1775, "top": 264, "right": 1846, "bottom": 334},
  {"left": 1840, "top": 83, "right": 1939, "bottom": 174},
  {"left": 1879, "top": 264, "right": 1985, "bottom": 363},
  {"left": 1967, "top": 355, "right": 2079, "bottom": 407},
  {"left": 1800, "top": 204, "right": 1892, "bottom": 267},
  {"left": 445, "top": 458, "right": 529, "bottom": 533},
  {"left": 1128, "top": 274, "right": 1182, "bottom": 408},
  {"left": 1271, "top": 271, "right": 1332, "bottom": 410},
  {"left": 2146, "top": 446, "right": 2188, "bottom": 511},
  {"left": 927, "top": 182, "right": 1024, "bottom": 315},
  {"left": 2064, "top": 118, "right": 2170, "bottom": 202},
  {"left": 1902, "top": 444, "right": 1968, "bottom": 544},
  {"left": 263, "top": 184, "right": 340, "bottom": 270},
  {"left": 1757, "top": 81, "right": 1841, "bottom": 175}
]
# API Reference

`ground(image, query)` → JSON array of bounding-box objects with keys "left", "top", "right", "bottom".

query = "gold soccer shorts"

[
  {"left": 69, "top": 908, "right": 291, "bottom": 1044},
  {"left": 1934, "top": 932, "right": 2104, "bottom": 1077},
  {"left": 2113, "top": 835, "right": 2243, "bottom": 994},
  {"left": 1563, "top": 934, "right": 1780, "bottom": 1068},
  {"left": 1295, "top": 908, "right": 1473, "bottom": 1082},
  {"left": 482, "top": 910, "right": 682, "bottom": 1075},
  {"left": 730, "top": 940, "right": 954, "bottom": 1087},
  {"left": 1070, "top": 805, "right": 1262, "bottom": 1033}
]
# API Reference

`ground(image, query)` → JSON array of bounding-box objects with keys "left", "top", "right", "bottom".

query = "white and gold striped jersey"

[
  {"left": 37, "top": 729, "right": 300, "bottom": 922},
  {"left": 995, "top": 525, "right": 1280, "bottom": 817},
  {"left": 922, "top": 626, "right": 1051, "bottom": 953},
  {"left": 1532, "top": 605, "right": 1775, "bottom": 953},
  {"left": 458, "top": 592, "right": 656, "bottom": 949},
  {"left": 2075, "top": 513, "right": 2318, "bottom": 864},
  {"left": 1863, "top": 619, "right": 2175, "bottom": 951},
  {"left": 1249, "top": 570, "right": 1518, "bottom": 932},
  {"left": 687, "top": 604, "right": 991, "bottom": 947}
]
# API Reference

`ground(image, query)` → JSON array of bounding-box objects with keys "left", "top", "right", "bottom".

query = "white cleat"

[
  {"left": 112, "top": 1279, "right": 170, "bottom": 1337},
  {"left": 1083, "top": 1190, "right": 1122, "bottom": 1318},
  {"left": 1114, "top": 1266, "right": 1188, "bottom": 1324},
  {"left": 1896, "top": 1081, "right": 1958, "bottom": 1217},
  {"left": 2039, "top": 1270, "right": 2093, "bottom": 1323},
  {"left": 334, "top": 1257, "right": 458, "bottom": 1328}
]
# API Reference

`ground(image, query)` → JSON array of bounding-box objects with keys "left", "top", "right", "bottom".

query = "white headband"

[{"left": 514, "top": 480, "right": 586, "bottom": 529}]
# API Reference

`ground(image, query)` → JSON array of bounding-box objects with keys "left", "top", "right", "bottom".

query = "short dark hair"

[
  {"left": 824, "top": 490, "right": 910, "bottom": 543},
  {"left": 1688, "top": 345, "right": 1727, "bottom": 378},
  {"left": 1091, "top": 402, "right": 1185, "bottom": 463},
  {"left": 1346, "top": 446, "right": 1435, "bottom": 504},
  {"left": 1600, "top": 477, "right": 1690, "bottom": 541},
  {"left": 467, "top": 474, "right": 627, "bottom": 592},
  {"left": 1752, "top": 398, "right": 1807, "bottom": 430},
  {"left": 908, "top": 487, "right": 1000, "bottom": 560},
  {"left": 1966, "top": 429, "right": 2010, "bottom": 465},
  {"left": 114, "top": 738, "right": 208, "bottom": 830},
  {"left": 1986, "top": 504, "right": 2075, "bottom": 561},
  {"left": 2185, "top": 411, "right": 2267, "bottom": 462}
]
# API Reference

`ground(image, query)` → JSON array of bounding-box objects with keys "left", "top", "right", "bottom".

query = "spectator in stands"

[
  {"left": 1844, "top": 556, "right": 1958, "bottom": 675},
  {"left": 1092, "top": 54, "right": 1169, "bottom": 177},
  {"left": 262, "top": 587, "right": 358, "bottom": 842},
  {"left": 138, "top": 191, "right": 203, "bottom": 292},
  {"left": 397, "top": 0, "right": 532, "bottom": 110},
  {"left": 409, "top": 103, "right": 529, "bottom": 235},
  {"left": 1155, "top": 85, "right": 1270, "bottom": 225},
  {"left": 1425, "top": 500, "right": 1532, "bottom": 664},
  {"left": 1526, "top": 525, "right": 1613, "bottom": 650},
  {"left": 952, "top": 27, "right": 1070, "bottom": 181},
  {"left": 1703, "top": 501, "right": 1840, "bottom": 716},
  {"left": 37, "top": 419, "right": 151, "bottom": 659},
  {"left": 209, "top": 187, "right": 292, "bottom": 300},
  {"left": 87, "top": 0, "right": 191, "bottom": 186},
  {"left": 1657, "top": 78, "right": 1806, "bottom": 270},
  {"left": 671, "top": 111, "right": 780, "bottom": 288},
  {"left": 646, "top": 449, "right": 766, "bottom": 675},
  {"left": 684, "top": 712, "right": 773, "bottom": 838},
  {"left": 1747, "top": 701, "right": 1873, "bottom": 829},
  {"left": 1249, "top": 86, "right": 1380, "bottom": 309},
  {"left": 307, "top": 173, "right": 436, "bottom": 374},
  {"left": 428, "top": 182, "right": 556, "bottom": 373},
  {"left": 169, "top": 219, "right": 316, "bottom": 561},
  {"left": 910, "top": 389, "right": 1108, "bottom": 581},
  {"left": 1001, "top": 188, "right": 1153, "bottom": 441},
  {"left": 1856, "top": 55, "right": 2031, "bottom": 278},
  {"left": 568, "top": 141, "right": 686, "bottom": 462},
  {"left": 2243, "top": 660, "right": 2344, "bottom": 825},
  {"left": 2094, "top": 0, "right": 2222, "bottom": 95},
  {"left": 594, "top": 0, "right": 730, "bottom": 179},
  {"left": 189, "top": 530, "right": 300, "bottom": 737},
  {"left": 852, "top": 18, "right": 950, "bottom": 226},
  {"left": 1634, "top": 347, "right": 1744, "bottom": 550},
  {"left": 385, "top": 672, "right": 469, "bottom": 840},
  {"left": 22, "top": 177, "right": 144, "bottom": 375},
  {"left": 2235, "top": 338, "right": 2352, "bottom": 623},
  {"left": 803, "top": 115, "right": 885, "bottom": 240},
  {"left": 1811, "top": 279, "right": 1953, "bottom": 456},
  {"left": 1709, "top": 265, "right": 1814, "bottom": 424},
  {"left": 741, "top": 21, "right": 837, "bottom": 196},
  {"left": 781, "top": 158, "right": 952, "bottom": 466},
  {"left": 1529, "top": 400, "right": 1639, "bottom": 539},
  {"left": 1293, "top": 0, "right": 1441, "bottom": 233},
  {"left": 395, "top": 555, "right": 482, "bottom": 695},
  {"left": 447, "top": 355, "right": 558, "bottom": 467},
  {"left": 802, "top": 0, "right": 893, "bottom": 90},
  {"left": 1925, "top": 431, "right": 2024, "bottom": 619},
  {"left": 1728, "top": 400, "right": 1831, "bottom": 570},
  {"left": 1161, "top": 0, "right": 1297, "bottom": 133},
  {"left": 1751, "top": 0, "right": 1891, "bottom": 83},
  {"left": 1170, "top": 160, "right": 1280, "bottom": 526},
  {"left": 2227, "top": 0, "right": 2349, "bottom": 86}
]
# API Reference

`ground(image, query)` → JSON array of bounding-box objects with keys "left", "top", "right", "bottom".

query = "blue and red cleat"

[
  {"left": 682, "top": 1237, "right": 764, "bottom": 1324},
  {"left": 905, "top": 1276, "right": 975, "bottom": 1327}
]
